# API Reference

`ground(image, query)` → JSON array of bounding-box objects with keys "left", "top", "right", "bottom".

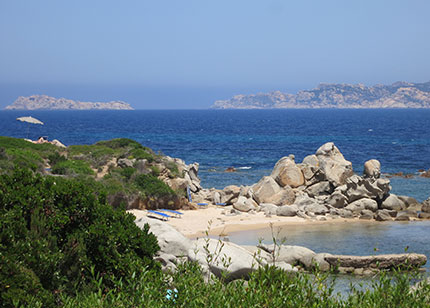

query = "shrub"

[
  {"left": 4, "top": 148, "right": 43, "bottom": 171},
  {"left": 0, "top": 168, "right": 160, "bottom": 307},
  {"left": 134, "top": 174, "right": 176, "bottom": 198},
  {"left": 51, "top": 159, "right": 94, "bottom": 176},
  {"left": 48, "top": 152, "right": 67, "bottom": 166},
  {"left": 120, "top": 167, "right": 136, "bottom": 180},
  {"left": 95, "top": 138, "right": 142, "bottom": 149},
  {"left": 68, "top": 145, "right": 115, "bottom": 167},
  {"left": 129, "top": 148, "right": 156, "bottom": 162}
]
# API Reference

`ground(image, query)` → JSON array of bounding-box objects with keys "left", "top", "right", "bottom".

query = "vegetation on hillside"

[{"left": 0, "top": 136, "right": 183, "bottom": 209}]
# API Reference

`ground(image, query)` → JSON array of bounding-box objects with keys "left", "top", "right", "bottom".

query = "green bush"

[
  {"left": 0, "top": 169, "right": 160, "bottom": 307},
  {"left": 48, "top": 152, "right": 67, "bottom": 166},
  {"left": 68, "top": 145, "right": 115, "bottom": 167},
  {"left": 150, "top": 165, "right": 161, "bottom": 176},
  {"left": 51, "top": 159, "right": 94, "bottom": 176},
  {"left": 129, "top": 148, "right": 155, "bottom": 162},
  {"left": 95, "top": 138, "right": 142, "bottom": 149},
  {"left": 166, "top": 161, "right": 181, "bottom": 178},
  {"left": 5, "top": 148, "right": 44, "bottom": 171},
  {"left": 135, "top": 174, "right": 176, "bottom": 198},
  {"left": 120, "top": 167, "right": 136, "bottom": 180}
]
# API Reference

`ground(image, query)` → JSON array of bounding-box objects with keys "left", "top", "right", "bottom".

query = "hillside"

[
  {"left": 5, "top": 94, "right": 134, "bottom": 110},
  {"left": 212, "top": 81, "right": 430, "bottom": 109},
  {"left": 0, "top": 136, "right": 202, "bottom": 210}
]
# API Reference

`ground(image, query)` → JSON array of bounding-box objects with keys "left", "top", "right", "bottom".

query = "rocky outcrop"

[
  {"left": 211, "top": 81, "right": 430, "bottom": 109},
  {"left": 6, "top": 95, "right": 134, "bottom": 110},
  {"left": 315, "top": 142, "right": 354, "bottom": 187},
  {"left": 208, "top": 142, "right": 426, "bottom": 223},
  {"left": 325, "top": 253, "right": 427, "bottom": 271}
]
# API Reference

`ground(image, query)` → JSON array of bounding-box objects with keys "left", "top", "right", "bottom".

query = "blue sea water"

[{"left": 1, "top": 109, "right": 430, "bottom": 200}]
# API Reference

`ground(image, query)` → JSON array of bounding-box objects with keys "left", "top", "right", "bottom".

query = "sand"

[{"left": 128, "top": 205, "right": 359, "bottom": 238}]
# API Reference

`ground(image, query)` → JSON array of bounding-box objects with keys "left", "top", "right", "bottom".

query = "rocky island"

[
  {"left": 5, "top": 94, "right": 134, "bottom": 110},
  {"left": 212, "top": 81, "right": 430, "bottom": 109}
]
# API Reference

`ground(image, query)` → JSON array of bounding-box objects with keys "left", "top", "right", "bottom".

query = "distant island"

[
  {"left": 212, "top": 81, "right": 430, "bottom": 109},
  {"left": 5, "top": 95, "right": 134, "bottom": 110}
]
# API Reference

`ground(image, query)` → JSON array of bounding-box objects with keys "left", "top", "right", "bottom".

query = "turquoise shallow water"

[
  {"left": 227, "top": 220, "right": 430, "bottom": 294},
  {"left": 228, "top": 220, "right": 430, "bottom": 270}
]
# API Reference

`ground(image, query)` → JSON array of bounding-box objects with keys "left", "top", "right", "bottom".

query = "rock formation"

[
  {"left": 5, "top": 95, "right": 134, "bottom": 110},
  {"left": 211, "top": 81, "right": 430, "bottom": 109},
  {"left": 204, "top": 142, "right": 429, "bottom": 222}
]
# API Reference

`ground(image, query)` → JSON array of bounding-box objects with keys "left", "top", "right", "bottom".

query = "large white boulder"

[
  {"left": 345, "top": 198, "right": 378, "bottom": 213},
  {"left": 233, "top": 196, "right": 258, "bottom": 212},
  {"left": 380, "top": 194, "right": 405, "bottom": 211},
  {"left": 252, "top": 176, "right": 282, "bottom": 204},
  {"left": 276, "top": 204, "right": 299, "bottom": 217},
  {"left": 315, "top": 142, "right": 354, "bottom": 187},
  {"left": 135, "top": 217, "right": 192, "bottom": 257},
  {"left": 189, "top": 238, "right": 263, "bottom": 280},
  {"left": 271, "top": 156, "right": 305, "bottom": 188},
  {"left": 259, "top": 244, "right": 316, "bottom": 267},
  {"left": 266, "top": 187, "right": 296, "bottom": 206},
  {"left": 363, "top": 159, "right": 381, "bottom": 179}
]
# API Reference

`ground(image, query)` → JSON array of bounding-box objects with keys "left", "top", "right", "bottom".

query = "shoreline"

[{"left": 129, "top": 207, "right": 376, "bottom": 239}]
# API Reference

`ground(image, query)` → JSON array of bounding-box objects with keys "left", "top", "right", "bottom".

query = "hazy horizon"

[{"left": 1, "top": 1, "right": 429, "bottom": 109}]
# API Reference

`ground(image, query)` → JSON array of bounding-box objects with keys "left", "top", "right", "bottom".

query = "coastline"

[{"left": 128, "top": 207, "right": 367, "bottom": 239}]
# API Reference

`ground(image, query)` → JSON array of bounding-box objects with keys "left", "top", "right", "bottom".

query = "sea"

[{"left": 1, "top": 109, "right": 430, "bottom": 280}]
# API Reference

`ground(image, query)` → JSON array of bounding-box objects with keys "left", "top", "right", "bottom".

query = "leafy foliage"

[
  {"left": 51, "top": 159, "right": 94, "bottom": 176},
  {"left": 135, "top": 174, "right": 176, "bottom": 198},
  {"left": 0, "top": 169, "right": 160, "bottom": 307}
]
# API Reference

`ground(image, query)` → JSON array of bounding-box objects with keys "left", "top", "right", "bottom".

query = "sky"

[{"left": 0, "top": 0, "right": 429, "bottom": 109}]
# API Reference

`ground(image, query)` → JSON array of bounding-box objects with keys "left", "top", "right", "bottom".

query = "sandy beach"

[{"left": 128, "top": 206, "right": 360, "bottom": 238}]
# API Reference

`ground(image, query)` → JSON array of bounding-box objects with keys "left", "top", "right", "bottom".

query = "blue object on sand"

[
  {"left": 147, "top": 210, "right": 171, "bottom": 221},
  {"left": 197, "top": 203, "right": 208, "bottom": 206},
  {"left": 159, "top": 209, "right": 183, "bottom": 218}
]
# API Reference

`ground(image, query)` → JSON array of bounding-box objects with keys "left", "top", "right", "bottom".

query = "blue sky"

[{"left": 1, "top": 0, "right": 429, "bottom": 108}]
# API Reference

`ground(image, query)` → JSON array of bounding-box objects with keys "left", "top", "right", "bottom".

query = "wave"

[{"left": 237, "top": 166, "right": 252, "bottom": 170}]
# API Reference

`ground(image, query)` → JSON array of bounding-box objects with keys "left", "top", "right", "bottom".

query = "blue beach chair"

[
  {"left": 159, "top": 209, "right": 183, "bottom": 218},
  {"left": 147, "top": 210, "right": 171, "bottom": 221}
]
